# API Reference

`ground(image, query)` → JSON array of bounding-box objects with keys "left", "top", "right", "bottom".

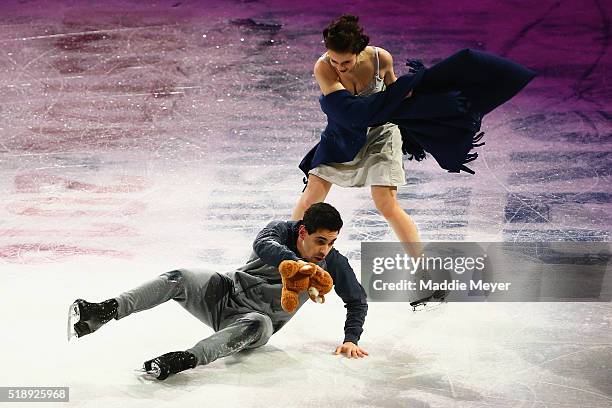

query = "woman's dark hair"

[
  {"left": 323, "top": 14, "right": 369, "bottom": 54},
  {"left": 303, "top": 202, "right": 343, "bottom": 233}
]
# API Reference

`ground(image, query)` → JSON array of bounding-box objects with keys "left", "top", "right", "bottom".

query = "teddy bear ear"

[{"left": 279, "top": 260, "right": 300, "bottom": 278}]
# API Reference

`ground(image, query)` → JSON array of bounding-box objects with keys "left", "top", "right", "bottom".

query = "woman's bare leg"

[
  {"left": 371, "top": 185, "right": 422, "bottom": 257},
  {"left": 291, "top": 174, "right": 333, "bottom": 220}
]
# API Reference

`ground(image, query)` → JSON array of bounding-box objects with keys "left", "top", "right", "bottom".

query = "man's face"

[{"left": 298, "top": 225, "right": 339, "bottom": 263}]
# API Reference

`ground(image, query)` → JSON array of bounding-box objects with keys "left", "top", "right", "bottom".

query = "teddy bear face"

[{"left": 279, "top": 260, "right": 334, "bottom": 313}]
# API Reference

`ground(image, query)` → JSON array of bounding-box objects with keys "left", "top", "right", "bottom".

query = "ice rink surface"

[{"left": 0, "top": 0, "right": 610, "bottom": 407}]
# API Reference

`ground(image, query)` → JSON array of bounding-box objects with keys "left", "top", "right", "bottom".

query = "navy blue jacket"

[
  {"left": 251, "top": 220, "right": 368, "bottom": 345},
  {"left": 299, "top": 49, "right": 536, "bottom": 176}
]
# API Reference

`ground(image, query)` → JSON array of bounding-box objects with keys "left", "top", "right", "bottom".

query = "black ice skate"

[
  {"left": 67, "top": 298, "right": 118, "bottom": 341},
  {"left": 410, "top": 289, "right": 448, "bottom": 312},
  {"left": 410, "top": 267, "right": 450, "bottom": 312},
  {"left": 143, "top": 351, "right": 198, "bottom": 381}
]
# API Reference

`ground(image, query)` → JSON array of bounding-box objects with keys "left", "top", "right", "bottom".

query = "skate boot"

[
  {"left": 143, "top": 351, "right": 198, "bottom": 381},
  {"left": 67, "top": 298, "right": 118, "bottom": 340},
  {"left": 410, "top": 268, "right": 449, "bottom": 311}
]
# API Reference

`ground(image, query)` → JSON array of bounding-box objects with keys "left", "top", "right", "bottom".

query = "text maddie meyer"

[{"left": 372, "top": 279, "right": 511, "bottom": 292}]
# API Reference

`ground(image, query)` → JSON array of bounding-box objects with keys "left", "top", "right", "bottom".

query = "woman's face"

[{"left": 327, "top": 49, "right": 358, "bottom": 73}]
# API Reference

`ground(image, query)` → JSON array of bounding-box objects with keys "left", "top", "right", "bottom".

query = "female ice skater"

[
  {"left": 292, "top": 15, "right": 421, "bottom": 252},
  {"left": 294, "top": 15, "right": 535, "bottom": 254}
]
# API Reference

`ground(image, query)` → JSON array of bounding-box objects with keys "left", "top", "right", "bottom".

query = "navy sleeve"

[
  {"left": 326, "top": 249, "right": 368, "bottom": 345},
  {"left": 320, "top": 71, "right": 424, "bottom": 129},
  {"left": 253, "top": 221, "right": 301, "bottom": 267}
]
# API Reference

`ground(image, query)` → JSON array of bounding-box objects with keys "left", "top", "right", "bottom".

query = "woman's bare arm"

[
  {"left": 379, "top": 47, "right": 411, "bottom": 98},
  {"left": 314, "top": 59, "right": 346, "bottom": 96}
]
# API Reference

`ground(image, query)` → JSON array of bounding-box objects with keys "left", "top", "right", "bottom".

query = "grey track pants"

[{"left": 114, "top": 268, "right": 274, "bottom": 366}]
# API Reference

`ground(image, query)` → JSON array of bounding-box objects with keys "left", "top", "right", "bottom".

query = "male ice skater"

[{"left": 68, "top": 203, "right": 369, "bottom": 380}]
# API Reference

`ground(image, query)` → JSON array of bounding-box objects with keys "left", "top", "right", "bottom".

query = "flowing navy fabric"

[{"left": 299, "top": 49, "right": 536, "bottom": 177}]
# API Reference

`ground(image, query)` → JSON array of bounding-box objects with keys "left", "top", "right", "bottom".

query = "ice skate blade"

[
  {"left": 411, "top": 301, "right": 445, "bottom": 312},
  {"left": 135, "top": 367, "right": 161, "bottom": 381},
  {"left": 67, "top": 301, "right": 80, "bottom": 341},
  {"left": 410, "top": 290, "right": 449, "bottom": 312}
]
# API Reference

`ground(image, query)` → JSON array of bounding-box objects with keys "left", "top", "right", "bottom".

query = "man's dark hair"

[
  {"left": 303, "top": 202, "right": 343, "bottom": 234},
  {"left": 323, "top": 14, "right": 369, "bottom": 54}
]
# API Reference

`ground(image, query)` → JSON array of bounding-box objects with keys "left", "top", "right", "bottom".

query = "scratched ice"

[{"left": 0, "top": 1, "right": 610, "bottom": 407}]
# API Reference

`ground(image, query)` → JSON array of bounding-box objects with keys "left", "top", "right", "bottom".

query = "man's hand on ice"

[{"left": 334, "top": 342, "right": 368, "bottom": 358}]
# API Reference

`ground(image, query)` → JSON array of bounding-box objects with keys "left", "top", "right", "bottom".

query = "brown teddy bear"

[{"left": 278, "top": 260, "right": 334, "bottom": 313}]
